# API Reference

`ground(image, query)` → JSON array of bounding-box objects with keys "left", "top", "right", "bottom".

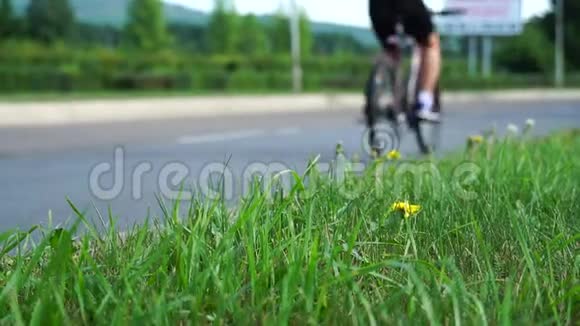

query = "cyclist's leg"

[
  {"left": 401, "top": 1, "right": 441, "bottom": 121},
  {"left": 420, "top": 33, "right": 441, "bottom": 97}
]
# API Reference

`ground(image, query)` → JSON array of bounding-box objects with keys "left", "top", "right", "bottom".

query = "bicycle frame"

[{"left": 374, "top": 24, "right": 423, "bottom": 119}]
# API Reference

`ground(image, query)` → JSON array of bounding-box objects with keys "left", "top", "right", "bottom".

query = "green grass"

[
  {"left": 0, "top": 89, "right": 298, "bottom": 102},
  {"left": 0, "top": 89, "right": 381, "bottom": 103},
  {"left": 1, "top": 127, "right": 579, "bottom": 325},
  {"left": 1, "top": 85, "right": 580, "bottom": 103},
  {"left": 0, "top": 88, "right": 368, "bottom": 103}
]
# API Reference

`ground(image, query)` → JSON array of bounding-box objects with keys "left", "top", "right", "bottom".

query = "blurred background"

[{"left": 0, "top": 0, "right": 575, "bottom": 95}]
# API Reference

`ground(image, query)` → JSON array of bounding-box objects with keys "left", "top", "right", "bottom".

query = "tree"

[
  {"left": 496, "top": 1, "right": 580, "bottom": 73},
  {"left": 298, "top": 10, "right": 313, "bottom": 58},
  {"left": 71, "top": 23, "right": 122, "bottom": 48},
  {"left": 495, "top": 20, "right": 552, "bottom": 73},
  {"left": 236, "top": 14, "right": 268, "bottom": 56},
  {"left": 268, "top": 8, "right": 313, "bottom": 58},
  {"left": 206, "top": 0, "right": 239, "bottom": 54},
  {"left": 125, "top": 0, "right": 171, "bottom": 51},
  {"left": 538, "top": 0, "right": 580, "bottom": 69},
  {"left": 313, "top": 33, "right": 369, "bottom": 56},
  {"left": 269, "top": 11, "right": 290, "bottom": 55},
  {"left": 26, "top": 0, "right": 75, "bottom": 43},
  {"left": 0, "top": 0, "right": 14, "bottom": 39},
  {"left": 169, "top": 23, "right": 207, "bottom": 53}
]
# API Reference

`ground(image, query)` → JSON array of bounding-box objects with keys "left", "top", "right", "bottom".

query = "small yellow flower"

[
  {"left": 390, "top": 201, "right": 422, "bottom": 219},
  {"left": 468, "top": 135, "right": 484, "bottom": 144},
  {"left": 387, "top": 150, "right": 401, "bottom": 161}
]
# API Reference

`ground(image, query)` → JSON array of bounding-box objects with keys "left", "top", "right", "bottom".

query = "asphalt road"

[{"left": 1, "top": 98, "right": 579, "bottom": 232}]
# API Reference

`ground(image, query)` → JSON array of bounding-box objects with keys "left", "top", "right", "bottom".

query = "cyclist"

[{"left": 368, "top": 0, "right": 441, "bottom": 122}]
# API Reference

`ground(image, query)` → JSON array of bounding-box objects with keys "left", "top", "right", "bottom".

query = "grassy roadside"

[
  {"left": 1, "top": 127, "right": 579, "bottom": 325},
  {"left": 1, "top": 86, "right": 580, "bottom": 103},
  {"left": 0, "top": 89, "right": 355, "bottom": 103}
]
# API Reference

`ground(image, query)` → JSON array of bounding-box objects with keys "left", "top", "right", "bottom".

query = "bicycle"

[{"left": 363, "top": 9, "right": 464, "bottom": 157}]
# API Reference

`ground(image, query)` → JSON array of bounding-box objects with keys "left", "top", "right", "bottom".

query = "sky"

[{"left": 166, "top": 0, "right": 552, "bottom": 27}]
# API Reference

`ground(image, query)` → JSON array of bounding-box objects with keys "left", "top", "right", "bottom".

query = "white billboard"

[{"left": 435, "top": 0, "right": 523, "bottom": 36}]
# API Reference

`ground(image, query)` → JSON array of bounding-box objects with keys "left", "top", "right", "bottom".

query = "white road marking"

[
  {"left": 275, "top": 127, "right": 302, "bottom": 136},
  {"left": 177, "top": 127, "right": 303, "bottom": 145},
  {"left": 177, "top": 129, "right": 266, "bottom": 145}
]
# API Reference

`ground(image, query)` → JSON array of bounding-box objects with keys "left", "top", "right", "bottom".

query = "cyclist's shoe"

[
  {"left": 416, "top": 107, "right": 441, "bottom": 123},
  {"left": 416, "top": 91, "right": 441, "bottom": 123}
]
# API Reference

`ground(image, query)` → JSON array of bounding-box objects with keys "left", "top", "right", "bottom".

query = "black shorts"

[{"left": 369, "top": 0, "right": 434, "bottom": 49}]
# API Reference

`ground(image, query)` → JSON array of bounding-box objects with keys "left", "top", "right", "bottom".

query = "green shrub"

[
  {"left": 0, "top": 66, "right": 100, "bottom": 93},
  {"left": 318, "top": 73, "right": 366, "bottom": 90},
  {"left": 247, "top": 55, "right": 292, "bottom": 72},
  {"left": 0, "top": 41, "right": 578, "bottom": 94},
  {"left": 105, "top": 72, "right": 192, "bottom": 91},
  {"left": 440, "top": 74, "right": 554, "bottom": 90},
  {"left": 303, "top": 72, "right": 322, "bottom": 91},
  {"left": 227, "top": 69, "right": 269, "bottom": 91},
  {"left": 267, "top": 71, "right": 292, "bottom": 90},
  {"left": 194, "top": 69, "right": 229, "bottom": 91}
]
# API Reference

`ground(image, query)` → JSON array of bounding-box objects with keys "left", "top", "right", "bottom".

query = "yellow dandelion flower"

[
  {"left": 468, "top": 135, "right": 484, "bottom": 144},
  {"left": 390, "top": 201, "right": 422, "bottom": 219},
  {"left": 387, "top": 150, "right": 401, "bottom": 161}
]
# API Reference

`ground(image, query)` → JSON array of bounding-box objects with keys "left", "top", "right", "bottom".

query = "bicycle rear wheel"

[
  {"left": 404, "top": 82, "right": 443, "bottom": 155},
  {"left": 364, "top": 60, "right": 401, "bottom": 156}
]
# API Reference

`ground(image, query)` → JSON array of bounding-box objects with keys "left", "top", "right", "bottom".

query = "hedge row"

[
  {"left": 0, "top": 42, "right": 375, "bottom": 92},
  {"left": 0, "top": 42, "right": 577, "bottom": 94},
  {"left": 0, "top": 66, "right": 374, "bottom": 92},
  {"left": 2, "top": 67, "right": 577, "bottom": 94}
]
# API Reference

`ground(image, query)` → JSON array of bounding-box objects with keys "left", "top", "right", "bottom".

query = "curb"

[
  {"left": 0, "top": 94, "right": 364, "bottom": 127},
  {"left": 441, "top": 89, "right": 580, "bottom": 103},
  {"left": 0, "top": 89, "right": 578, "bottom": 128}
]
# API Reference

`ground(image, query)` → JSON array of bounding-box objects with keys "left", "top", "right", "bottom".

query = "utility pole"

[
  {"left": 482, "top": 36, "right": 493, "bottom": 78},
  {"left": 468, "top": 36, "right": 478, "bottom": 77},
  {"left": 555, "top": 0, "right": 565, "bottom": 88},
  {"left": 290, "top": 0, "right": 303, "bottom": 92}
]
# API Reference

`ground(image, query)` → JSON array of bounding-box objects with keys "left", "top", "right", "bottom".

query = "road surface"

[{"left": 1, "top": 98, "right": 579, "bottom": 232}]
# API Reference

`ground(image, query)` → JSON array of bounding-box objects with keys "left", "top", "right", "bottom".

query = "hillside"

[
  {"left": 311, "top": 22, "right": 376, "bottom": 48},
  {"left": 11, "top": 0, "right": 209, "bottom": 26},
  {"left": 11, "top": 0, "right": 376, "bottom": 46}
]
